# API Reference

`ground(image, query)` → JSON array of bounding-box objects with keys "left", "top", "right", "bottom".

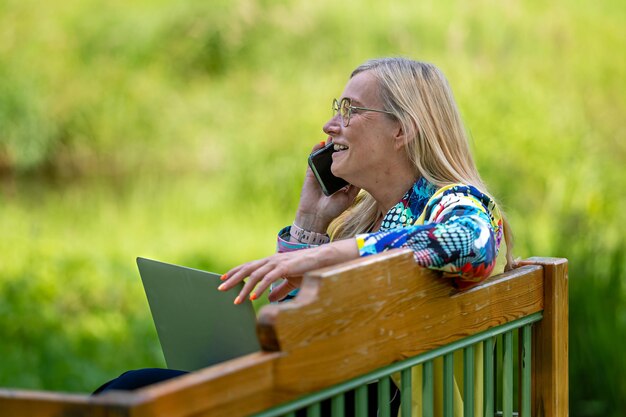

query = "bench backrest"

[{"left": 0, "top": 250, "right": 568, "bottom": 417}]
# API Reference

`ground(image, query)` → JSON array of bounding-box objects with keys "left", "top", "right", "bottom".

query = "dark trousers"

[
  {"left": 92, "top": 368, "right": 188, "bottom": 394},
  {"left": 94, "top": 369, "right": 400, "bottom": 417}
]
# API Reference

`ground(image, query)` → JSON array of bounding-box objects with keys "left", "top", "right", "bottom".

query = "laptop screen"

[{"left": 137, "top": 257, "right": 261, "bottom": 371}]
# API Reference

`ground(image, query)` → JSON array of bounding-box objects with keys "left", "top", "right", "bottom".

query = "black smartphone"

[{"left": 307, "top": 142, "right": 349, "bottom": 196}]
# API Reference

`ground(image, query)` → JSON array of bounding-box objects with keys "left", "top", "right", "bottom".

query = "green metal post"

[
  {"left": 378, "top": 376, "right": 391, "bottom": 417},
  {"left": 444, "top": 353, "right": 454, "bottom": 417},
  {"left": 503, "top": 331, "right": 513, "bottom": 417},
  {"left": 401, "top": 368, "right": 412, "bottom": 417},
  {"left": 423, "top": 361, "right": 434, "bottom": 417},
  {"left": 464, "top": 345, "right": 475, "bottom": 417},
  {"left": 355, "top": 384, "right": 368, "bottom": 416},
  {"left": 495, "top": 334, "right": 501, "bottom": 413},
  {"left": 331, "top": 393, "right": 345, "bottom": 417},
  {"left": 521, "top": 325, "right": 532, "bottom": 417},
  {"left": 306, "top": 402, "right": 321, "bottom": 417},
  {"left": 484, "top": 337, "right": 495, "bottom": 417}
]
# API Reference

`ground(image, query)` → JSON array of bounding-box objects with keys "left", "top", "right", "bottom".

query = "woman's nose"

[{"left": 323, "top": 114, "right": 341, "bottom": 136}]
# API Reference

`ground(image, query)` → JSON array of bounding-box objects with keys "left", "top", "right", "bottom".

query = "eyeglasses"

[{"left": 332, "top": 98, "right": 395, "bottom": 127}]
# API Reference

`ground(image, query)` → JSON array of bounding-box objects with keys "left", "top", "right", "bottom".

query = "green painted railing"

[{"left": 252, "top": 313, "right": 542, "bottom": 417}]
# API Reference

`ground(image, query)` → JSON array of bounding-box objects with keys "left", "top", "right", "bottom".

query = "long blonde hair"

[{"left": 328, "top": 58, "right": 514, "bottom": 269}]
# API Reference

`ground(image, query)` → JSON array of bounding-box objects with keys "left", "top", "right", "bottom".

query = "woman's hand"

[
  {"left": 295, "top": 141, "right": 360, "bottom": 232},
  {"left": 218, "top": 239, "right": 359, "bottom": 304}
]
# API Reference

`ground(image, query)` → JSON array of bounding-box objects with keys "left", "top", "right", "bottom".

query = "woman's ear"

[{"left": 393, "top": 123, "right": 407, "bottom": 151}]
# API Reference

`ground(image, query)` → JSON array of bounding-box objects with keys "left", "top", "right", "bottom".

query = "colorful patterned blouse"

[{"left": 276, "top": 177, "right": 505, "bottom": 298}]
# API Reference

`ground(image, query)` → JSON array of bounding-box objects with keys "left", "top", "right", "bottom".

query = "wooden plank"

[
  {"left": 520, "top": 257, "right": 568, "bottom": 417},
  {"left": 259, "top": 249, "right": 544, "bottom": 392},
  {"left": 126, "top": 352, "right": 282, "bottom": 417},
  {"left": 0, "top": 389, "right": 127, "bottom": 417}
]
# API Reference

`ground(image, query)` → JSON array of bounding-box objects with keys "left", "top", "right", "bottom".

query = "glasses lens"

[
  {"left": 332, "top": 99, "right": 340, "bottom": 118},
  {"left": 340, "top": 98, "right": 351, "bottom": 126}
]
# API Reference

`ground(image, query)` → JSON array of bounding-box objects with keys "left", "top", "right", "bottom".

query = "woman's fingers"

[
  {"left": 235, "top": 262, "right": 285, "bottom": 304},
  {"left": 219, "top": 259, "right": 267, "bottom": 291},
  {"left": 312, "top": 140, "right": 327, "bottom": 152},
  {"left": 219, "top": 254, "right": 296, "bottom": 304},
  {"left": 220, "top": 264, "right": 243, "bottom": 282},
  {"left": 267, "top": 277, "right": 302, "bottom": 302},
  {"left": 219, "top": 244, "right": 335, "bottom": 304},
  {"left": 249, "top": 267, "right": 292, "bottom": 301}
]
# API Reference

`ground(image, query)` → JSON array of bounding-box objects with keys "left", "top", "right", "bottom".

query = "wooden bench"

[{"left": 0, "top": 250, "right": 568, "bottom": 417}]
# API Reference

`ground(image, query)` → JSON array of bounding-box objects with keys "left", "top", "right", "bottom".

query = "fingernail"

[
  {"left": 319, "top": 141, "right": 325, "bottom": 146},
  {"left": 249, "top": 293, "right": 257, "bottom": 301},
  {"left": 220, "top": 273, "right": 228, "bottom": 281},
  {"left": 233, "top": 296, "right": 241, "bottom": 305},
  {"left": 218, "top": 283, "right": 226, "bottom": 291}
]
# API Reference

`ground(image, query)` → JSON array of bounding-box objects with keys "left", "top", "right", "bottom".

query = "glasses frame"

[{"left": 332, "top": 98, "right": 395, "bottom": 127}]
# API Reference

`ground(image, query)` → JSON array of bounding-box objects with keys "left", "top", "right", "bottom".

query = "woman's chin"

[
  {"left": 331, "top": 167, "right": 352, "bottom": 184},
  {"left": 330, "top": 164, "right": 345, "bottom": 179},
  {"left": 331, "top": 153, "right": 356, "bottom": 182}
]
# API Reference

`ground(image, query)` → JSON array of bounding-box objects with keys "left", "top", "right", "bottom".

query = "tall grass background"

[{"left": 0, "top": 0, "right": 624, "bottom": 415}]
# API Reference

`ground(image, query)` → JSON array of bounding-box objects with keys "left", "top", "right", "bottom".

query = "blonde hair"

[{"left": 328, "top": 58, "right": 514, "bottom": 270}]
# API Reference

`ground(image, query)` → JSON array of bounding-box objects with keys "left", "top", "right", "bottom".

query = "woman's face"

[{"left": 323, "top": 71, "right": 404, "bottom": 189}]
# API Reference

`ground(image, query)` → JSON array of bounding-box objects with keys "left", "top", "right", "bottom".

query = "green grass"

[
  {"left": 0, "top": 0, "right": 624, "bottom": 414},
  {"left": 0, "top": 175, "right": 284, "bottom": 392}
]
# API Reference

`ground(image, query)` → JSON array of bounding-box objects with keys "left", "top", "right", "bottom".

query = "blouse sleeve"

[{"left": 356, "top": 185, "right": 504, "bottom": 288}]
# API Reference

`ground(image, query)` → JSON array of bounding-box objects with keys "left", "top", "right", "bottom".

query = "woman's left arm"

[
  {"left": 219, "top": 238, "right": 359, "bottom": 304},
  {"left": 357, "top": 189, "right": 503, "bottom": 288}
]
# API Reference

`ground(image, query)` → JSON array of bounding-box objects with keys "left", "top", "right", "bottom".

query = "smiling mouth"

[{"left": 333, "top": 143, "right": 349, "bottom": 151}]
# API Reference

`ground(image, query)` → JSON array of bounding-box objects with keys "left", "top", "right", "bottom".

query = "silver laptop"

[{"left": 137, "top": 257, "right": 261, "bottom": 371}]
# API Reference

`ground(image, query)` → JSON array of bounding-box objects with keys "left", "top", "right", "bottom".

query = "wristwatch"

[{"left": 290, "top": 222, "right": 331, "bottom": 245}]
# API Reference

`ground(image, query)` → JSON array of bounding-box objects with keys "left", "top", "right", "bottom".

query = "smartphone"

[{"left": 307, "top": 142, "right": 349, "bottom": 196}]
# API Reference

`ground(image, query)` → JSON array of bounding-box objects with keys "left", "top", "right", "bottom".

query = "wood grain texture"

[
  {"left": 0, "top": 388, "right": 136, "bottom": 417},
  {"left": 520, "top": 257, "right": 569, "bottom": 417},
  {"left": 127, "top": 352, "right": 282, "bottom": 417},
  {"left": 259, "top": 249, "right": 544, "bottom": 393},
  {"left": 0, "top": 251, "right": 561, "bottom": 417}
]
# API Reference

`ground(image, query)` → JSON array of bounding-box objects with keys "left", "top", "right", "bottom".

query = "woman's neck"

[{"left": 367, "top": 170, "right": 419, "bottom": 218}]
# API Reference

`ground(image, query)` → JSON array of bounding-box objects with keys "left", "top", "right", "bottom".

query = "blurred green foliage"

[{"left": 0, "top": 0, "right": 624, "bottom": 415}]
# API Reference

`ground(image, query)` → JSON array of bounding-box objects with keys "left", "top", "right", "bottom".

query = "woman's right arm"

[
  {"left": 220, "top": 238, "right": 360, "bottom": 304},
  {"left": 269, "top": 141, "right": 359, "bottom": 300}
]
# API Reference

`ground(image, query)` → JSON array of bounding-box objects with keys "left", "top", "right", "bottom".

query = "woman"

[
  {"left": 220, "top": 57, "right": 511, "bottom": 304},
  {"left": 97, "top": 58, "right": 512, "bottom": 416},
  {"left": 219, "top": 57, "right": 512, "bottom": 417}
]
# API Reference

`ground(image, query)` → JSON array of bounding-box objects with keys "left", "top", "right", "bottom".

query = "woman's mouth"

[{"left": 333, "top": 143, "right": 349, "bottom": 151}]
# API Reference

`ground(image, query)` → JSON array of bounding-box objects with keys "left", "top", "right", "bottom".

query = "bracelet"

[{"left": 290, "top": 222, "right": 330, "bottom": 245}]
